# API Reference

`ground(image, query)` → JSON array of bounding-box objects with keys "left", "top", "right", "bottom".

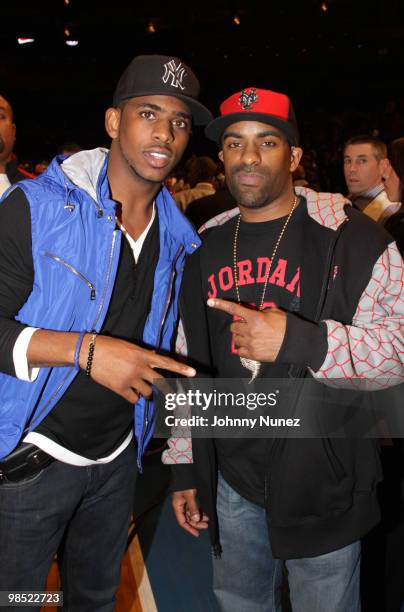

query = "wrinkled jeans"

[
  {"left": 213, "top": 473, "right": 361, "bottom": 612},
  {"left": 0, "top": 442, "right": 137, "bottom": 612}
]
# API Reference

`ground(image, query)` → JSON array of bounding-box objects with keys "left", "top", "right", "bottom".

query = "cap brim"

[
  {"left": 205, "top": 112, "right": 299, "bottom": 146},
  {"left": 177, "top": 96, "right": 213, "bottom": 126},
  {"left": 115, "top": 91, "right": 213, "bottom": 126}
]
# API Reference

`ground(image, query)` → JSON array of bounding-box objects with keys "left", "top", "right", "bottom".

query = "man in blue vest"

[{"left": 0, "top": 54, "right": 211, "bottom": 610}]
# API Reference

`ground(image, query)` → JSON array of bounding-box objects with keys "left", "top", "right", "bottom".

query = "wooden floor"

[{"left": 42, "top": 533, "right": 156, "bottom": 612}]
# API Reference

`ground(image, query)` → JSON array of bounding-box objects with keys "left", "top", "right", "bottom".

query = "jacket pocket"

[
  {"left": 42, "top": 252, "right": 96, "bottom": 301},
  {"left": 267, "top": 438, "right": 355, "bottom": 526}
]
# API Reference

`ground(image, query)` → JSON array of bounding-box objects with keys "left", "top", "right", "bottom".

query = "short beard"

[{"left": 228, "top": 166, "right": 274, "bottom": 209}]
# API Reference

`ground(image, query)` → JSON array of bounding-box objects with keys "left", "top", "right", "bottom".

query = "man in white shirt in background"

[{"left": 343, "top": 134, "right": 400, "bottom": 223}]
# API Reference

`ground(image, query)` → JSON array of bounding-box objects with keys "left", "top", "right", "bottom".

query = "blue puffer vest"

[{"left": 0, "top": 148, "right": 200, "bottom": 465}]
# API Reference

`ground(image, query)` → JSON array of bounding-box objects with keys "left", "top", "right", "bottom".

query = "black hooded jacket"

[{"left": 166, "top": 188, "right": 404, "bottom": 560}]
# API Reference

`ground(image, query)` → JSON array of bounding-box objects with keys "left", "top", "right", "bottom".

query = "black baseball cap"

[
  {"left": 205, "top": 87, "right": 299, "bottom": 146},
  {"left": 113, "top": 54, "right": 213, "bottom": 126}
]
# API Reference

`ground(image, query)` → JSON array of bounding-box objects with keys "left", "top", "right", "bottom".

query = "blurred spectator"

[
  {"left": 186, "top": 182, "right": 235, "bottom": 229},
  {"left": 165, "top": 162, "right": 188, "bottom": 194},
  {"left": 34, "top": 160, "right": 49, "bottom": 176},
  {"left": 57, "top": 142, "right": 82, "bottom": 157},
  {"left": 343, "top": 135, "right": 400, "bottom": 223},
  {"left": 300, "top": 152, "right": 321, "bottom": 191},
  {"left": 292, "top": 164, "right": 309, "bottom": 188},
  {"left": 19, "top": 160, "right": 34, "bottom": 175},
  {"left": 0, "top": 95, "right": 33, "bottom": 196},
  {"left": 174, "top": 155, "right": 217, "bottom": 212}
]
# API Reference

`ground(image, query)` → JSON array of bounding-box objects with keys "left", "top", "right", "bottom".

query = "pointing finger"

[
  {"left": 150, "top": 354, "right": 196, "bottom": 378},
  {"left": 207, "top": 298, "right": 253, "bottom": 321}
]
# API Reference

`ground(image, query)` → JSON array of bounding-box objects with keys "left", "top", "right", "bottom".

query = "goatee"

[{"left": 228, "top": 165, "right": 273, "bottom": 209}]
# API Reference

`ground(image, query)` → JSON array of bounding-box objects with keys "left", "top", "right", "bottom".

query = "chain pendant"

[
  {"left": 233, "top": 195, "right": 298, "bottom": 384},
  {"left": 240, "top": 357, "right": 261, "bottom": 382}
]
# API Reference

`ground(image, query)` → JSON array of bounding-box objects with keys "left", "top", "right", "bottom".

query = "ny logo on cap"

[
  {"left": 163, "top": 60, "right": 186, "bottom": 90},
  {"left": 238, "top": 88, "right": 258, "bottom": 110}
]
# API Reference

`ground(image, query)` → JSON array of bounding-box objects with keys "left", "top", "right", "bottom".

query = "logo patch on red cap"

[{"left": 238, "top": 88, "right": 258, "bottom": 110}]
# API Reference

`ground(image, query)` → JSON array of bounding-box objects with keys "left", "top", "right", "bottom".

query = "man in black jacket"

[{"left": 166, "top": 87, "right": 404, "bottom": 612}]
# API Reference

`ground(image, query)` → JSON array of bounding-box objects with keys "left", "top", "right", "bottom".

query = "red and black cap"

[
  {"left": 113, "top": 54, "right": 213, "bottom": 126},
  {"left": 205, "top": 87, "right": 299, "bottom": 146}
]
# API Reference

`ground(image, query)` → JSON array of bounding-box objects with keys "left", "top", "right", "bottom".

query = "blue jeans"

[
  {"left": 213, "top": 473, "right": 361, "bottom": 612},
  {"left": 0, "top": 442, "right": 137, "bottom": 612}
]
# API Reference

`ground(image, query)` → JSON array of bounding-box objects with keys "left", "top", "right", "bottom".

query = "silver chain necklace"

[{"left": 232, "top": 195, "right": 298, "bottom": 381}]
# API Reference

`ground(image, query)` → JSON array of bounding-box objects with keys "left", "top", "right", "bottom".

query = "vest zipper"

[
  {"left": 43, "top": 252, "right": 96, "bottom": 300},
  {"left": 137, "top": 245, "right": 184, "bottom": 470},
  {"left": 91, "top": 231, "right": 118, "bottom": 331},
  {"left": 29, "top": 232, "right": 118, "bottom": 430},
  {"left": 156, "top": 246, "right": 184, "bottom": 347}
]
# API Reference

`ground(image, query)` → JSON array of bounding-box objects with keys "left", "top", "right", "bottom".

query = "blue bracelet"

[{"left": 74, "top": 331, "right": 87, "bottom": 370}]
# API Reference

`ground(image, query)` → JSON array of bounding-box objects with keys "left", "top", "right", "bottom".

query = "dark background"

[{"left": 1, "top": 0, "right": 403, "bottom": 164}]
